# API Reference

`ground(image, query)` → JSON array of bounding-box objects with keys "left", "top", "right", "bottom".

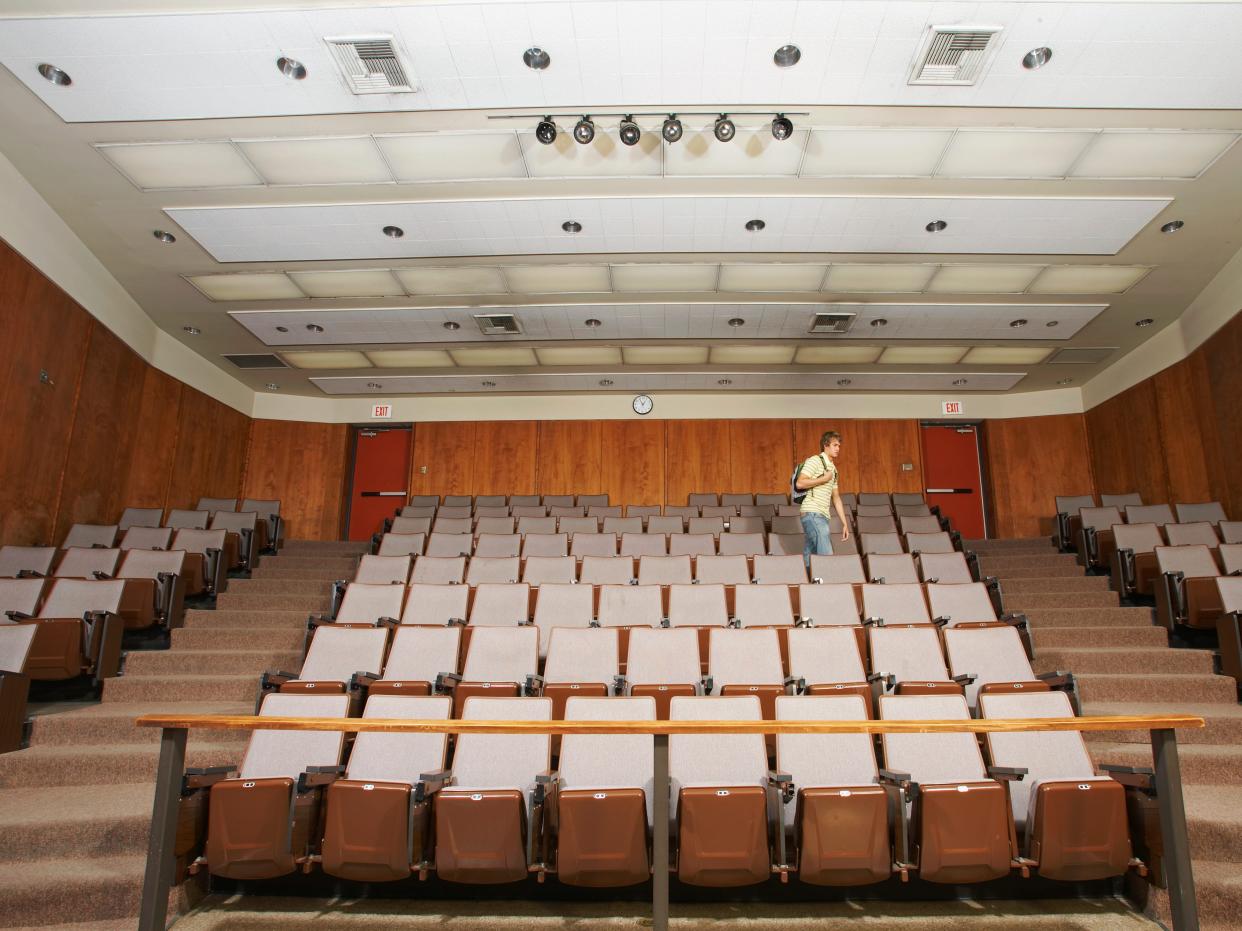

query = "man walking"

[{"left": 796, "top": 431, "right": 850, "bottom": 567}]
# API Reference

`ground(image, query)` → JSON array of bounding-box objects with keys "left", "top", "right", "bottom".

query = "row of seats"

[
  {"left": 0, "top": 578, "right": 129, "bottom": 683},
  {"left": 407, "top": 492, "right": 927, "bottom": 509},
  {"left": 399, "top": 502, "right": 937, "bottom": 522},
  {"left": 181, "top": 689, "right": 1133, "bottom": 890},
  {"left": 1052, "top": 494, "right": 1233, "bottom": 556}
]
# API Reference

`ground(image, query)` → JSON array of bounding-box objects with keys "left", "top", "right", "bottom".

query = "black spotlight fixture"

[
  {"left": 770, "top": 113, "right": 794, "bottom": 141},
  {"left": 535, "top": 117, "right": 557, "bottom": 145},
  {"left": 661, "top": 115, "right": 683, "bottom": 143},
  {"left": 619, "top": 115, "right": 641, "bottom": 147},
  {"left": 573, "top": 116, "right": 596, "bottom": 145},
  {"left": 713, "top": 114, "right": 736, "bottom": 143}
]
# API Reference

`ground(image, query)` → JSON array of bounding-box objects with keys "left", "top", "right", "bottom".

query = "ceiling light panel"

[
  {"left": 926, "top": 265, "right": 1043, "bottom": 294},
  {"left": 449, "top": 347, "right": 538, "bottom": 367},
  {"left": 878, "top": 347, "right": 969, "bottom": 365},
  {"left": 394, "top": 266, "right": 508, "bottom": 295},
  {"left": 95, "top": 142, "right": 261, "bottom": 190},
  {"left": 366, "top": 349, "right": 455, "bottom": 368},
  {"left": 708, "top": 346, "right": 797, "bottom": 364},
  {"left": 823, "top": 265, "right": 937, "bottom": 293},
  {"left": 287, "top": 269, "right": 405, "bottom": 298},
  {"left": 503, "top": 265, "right": 612, "bottom": 294},
  {"left": 282, "top": 350, "right": 372, "bottom": 369},
  {"left": 718, "top": 264, "right": 827, "bottom": 292},
  {"left": 534, "top": 347, "right": 624, "bottom": 366},
  {"left": 167, "top": 196, "right": 1172, "bottom": 263},
  {"left": 961, "top": 347, "right": 1054, "bottom": 364},
  {"left": 801, "top": 129, "right": 952, "bottom": 177},
  {"left": 935, "top": 131, "right": 1095, "bottom": 179},
  {"left": 235, "top": 137, "right": 393, "bottom": 186},
  {"left": 1070, "top": 131, "right": 1239, "bottom": 179},
  {"left": 838, "top": 303, "right": 1103, "bottom": 341},
  {"left": 794, "top": 346, "right": 884, "bottom": 364},
  {"left": 611, "top": 265, "right": 719, "bottom": 292},
  {"left": 375, "top": 132, "right": 526, "bottom": 182},
  {"left": 520, "top": 130, "right": 662, "bottom": 178},
  {"left": 622, "top": 347, "right": 710, "bottom": 365},
  {"left": 187, "top": 273, "right": 304, "bottom": 302},
  {"left": 664, "top": 129, "right": 808, "bottom": 177},
  {"left": 1028, "top": 265, "right": 1151, "bottom": 294}
]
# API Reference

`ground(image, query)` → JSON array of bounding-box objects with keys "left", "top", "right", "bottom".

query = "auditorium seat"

[
  {"left": 475, "top": 517, "right": 516, "bottom": 536},
  {"left": 391, "top": 516, "right": 432, "bottom": 536},
  {"left": 787, "top": 627, "right": 870, "bottom": 704},
  {"left": 400, "top": 506, "right": 437, "bottom": 520},
  {"left": 408, "top": 495, "right": 441, "bottom": 509},
  {"left": 648, "top": 515, "right": 686, "bottom": 535},
  {"left": 625, "top": 505, "right": 662, "bottom": 520},
  {"left": 467, "top": 583, "right": 530, "bottom": 627},
  {"left": 424, "top": 532, "right": 473, "bottom": 558},
  {"left": 320, "top": 694, "right": 452, "bottom": 882},
  {"left": 694, "top": 555, "right": 749, "bottom": 585},
  {"left": 858, "top": 494, "right": 890, "bottom": 507},
  {"left": 260, "top": 624, "right": 387, "bottom": 706},
  {"left": 354, "top": 554, "right": 411, "bottom": 585},
  {"left": 895, "top": 504, "right": 933, "bottom": 519},
  {"left": 840, "top": 494, "right": 858, "bottom": 510},
  {"left": 522, "top": 556, "right": 577, "bottom": 586},
  {"left": 1053, "top": 495, "right": 1096, "bottom": 552},
  {"left": 0, "top": 545, "right": 55, "bottom": 578},
  {"left": 892, "top": 493, "right": 925, "bottom": 507},
  {"left": 441, "top": 497, "right": 472, "bottom": 510},
  {"left": 119, "top": 507, "right": 162, "bottom": 530},
  {"left": 210, "top": 511, "right": 262, "bottom": 568},
  {"left": 197, "top": 497, "right": 237, "bottom": 514},
  {"left": 173, "top": 529, "right": 232, "bottom": 596},
  {"left": 588, "top": 506, "right": 622, "bottom": 519},
  {"left": 669, "top": 533, "right": 715, "bottom": 557},
  {"left": 542, "top": 627, "right": 618, "bottom": 719},
  {"left": 670, "top": 694, "right": 773, "bottom": 886},
  {"left": 943, "top": 625, "right": 1068, "bottom": 711},
  {"left": 195, "top": 692, "right": 351, "bottom": 880},
  {"left": 856, "top": 516, "right": 898, "bottom": 535},
  {"left": 475, "top": 495, "right": 506, "bottom": 509},
  {"left": 532, "top": 584, "right": 594, "bottom": 656},
  {"left": 432, "top": 696, "right": 551, "bottom": 883},
  {"left": 776, "top": 505, "right": 801, "bottom": 518},
  {"left": 752, "top": 555, "right": 807, "bottom": 585},
  {"left": 1155, "top": 544, "right": 1223, "bottom": 631},
  {"left": 1077, "top": 506, "right": 1124, "bottom": 570},
  {"left": 980, "top": 691, "right": 1132, "bottom": 881},
  {"left": 62, "top": 523, "right": 118, "bottom": 549},
  {"left": 865, "top": 554, "right": 919, "bottom": 585},
  {"left": 548, "top": 694, "right": 654, "bottom": 887},
  {"left": 21, "top": 579, "right": 124, "bottom": 682},
  {"left": 559, "top": 517, "right": 600, "bottom": 536},
  {"left": 905, "top": 532, "right": 955, "bottom": 555},
  {"left": 513, "top": 506, "right": 549, "bottom": 520},
  {"left": 638, "top": 555, "right": 692, "bottom": 585},
  {"left": 718, "top": 532, "right": 765, "bottom": 558},
  {"left": 668, "top": 583, "right": 729, "bottom": 628},
  {"left": 464, "top": 557, "right": 520, "bottom": 585},
  {"left": 0, "top": 622, "right": 36, "bottom": 752},
  {"left": 439, "top": 626, "right": 540, "bottom": 717},
  {"left": 544, "top": 495, "right": 575, "bottom": 508},
  {"left": 620, "top": 532, "right": 665, "bottom": 557},
  {"left": 241, "top": 499, "right": 283, "bottom": 550},
  {"left": 475, "top": 533, "right": 521, "bottom": 558},
  {"left": 768, "top": 534, "right": 804, "bottom": 556},
  {"left": 917, "top": 552, "right": 975, "bottom": 585},
  {"left": 54, "top": 546, "right": 120, "bottom": 579},
  {"left": 925, "top": 583, "right": 1023, "bottom": 642},
  {"left": 1218, "top": 577, "right": 1242, "bottom": 684},
  {"left": 517, "top": 516, "right": 558, "bottom": 536},
  {"left": 797, "top": 584, "right": 861, "bottom": 627},
  {"left": 862, "top": 584, "right": 931, "bottom": 626},
  {"left": 474, "top": 507, "right": 510, "bottom": 521},
  {"left": 810, "top": 554, "right": 865, "bottom": 585},
  {"left": 375, "top": 626, "right": 461, "bottom": 694},
  {"left": 1126, "top": 504, "right": 1175, "bottom": 528},
  {"left": 377, "top": 532, "right": 425, "bottom": 557},
  {"left": 410, "top": 556, "right": 466, "bottom": 585},
  {"left": 1100, "top": 493, "right": 1142, "bottom": 509},
  {"left": 861, "top": 532, "right": 904, "bottom": 556},
  {"left": 621, "top": 628, "right": 704, "bottom": 718},
  {"left": 756, "top": 494, "right": 788, "bottom": 507},
  {"left": 899, "top": 515, "right": 942, "bottom": 535},
  {"left": 709, "top": 629, "right": 791, "bottom": 732},
  {"left": 569, "top": 532, "right": 617, "bottom": 558},
  {"left": 432, "top": 517, "right": 473, "bottom": 536},
  {"left": 688, "top": 516, "right": 725, "bottom": 538},
  {"left": 116, "top": 548, "right": 187, "bottom": 628},
  {"left": 400, "top": 584, "right": 467, "bottom": 627},
  {"left": 856, "top": 505, "right": 893, "bottom": 519},
  {"left": 577, "top": 495, "right": 610, "bottom": 508},
  {"left": 522, "top": 533, "right": 567, "bottom": 557},
  {"left": 869, "top": 626, "right": 956, "bottom": 695},
  {"left": 1221, "top": 544, "right": 1242, "bottom": 575},
  {"left": 878, "top": 694, "right": 1017, "bottom": 883},
  {"left": 579, "top": 556, "right": 634, "bottom": 586},
  {"left": 1109, "top": 522, "right": 1165, "bottom": 598},
  {"left": 120, "top": 526, "right": 172, "bottom": 550},
  {"left": 331, "top": 582, "right": 406, "bottom": 626},
  {"left": 776, "top": 694, "right": 891, "bottom": 886},
  {"left": 508, "top": 495, "right": 539, "bottom": 508},
  {"left": 551, "top": 507, "right": 587, "bottom": 521},
  {"left": 739, "top": 505, "right": 776, "bottom": 522},
  {"left": 164, "top": 509, "right": 208, "bottom": 530},
  {"left": 1176, "top": 501, "right": 1228, "bottom": 525},
  {"left": 0, "top": 577, "right": 46, "bottom": 622},
  {"left": 733, "top": 584, "right": 795, "bottom": 627},
  {"left": 604, "top": 517, "right": 644, "bottom": 536},
  {"left": 1221, "top": 521, "right": 1242, "bottom": 544},
  {"left": 597, "top": 584, "right": 662, "bottom": 628},
  {"left": 728, "top": 517, "right": 766, "bottom": 535},
  {"left": 1164, "top": 521, "right": 1220, "bottom": 549}
]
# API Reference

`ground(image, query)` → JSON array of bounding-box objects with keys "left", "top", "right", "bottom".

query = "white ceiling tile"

[
  {"left": 287, "top": 269, "right": 405, "bottom": 298},
  {"left": 611, "top": 264, "right": 719, "bottom": 291},
  {"left": 622, "top": 346, "right": 711, "bottom": 364},
  {"left": 800, "top": 128, "right": 952, "bottom": 177},
  {"left": 878, "top": 346, "right": 969, "bottom": 364},
  {"left": 961, "top": 347, "right": 1054, "bottom": 364},
  {"left": 520, "top": 127, "right": 663, "bottom": 178},
  {"left": 709, "top": 345, "right": 798, "bottom": 364},
  {"left": 394, "top": 266, "right": 508, "bottom": 295},
  {"left": 718, "top": 263, "right": 828, "bottom": 292},
  {"left": 794, "top": 345, "right": 883, "bottom": 363},
  {"left": 823, "top": 264, "right": 937, "bottom": 292},
  {"left": 95, "top": 141, "right": 261, "bottom": 190},
  {"left": 1070, "top": 130, "right": 1240, "bottom": 179},
  {"left": 926, "top": 264, "right": 1044, "bottom": 294},
  {"left": 502, "top": 264, "right": 613, "bottom": 294},
  {"left": 534, "top": 347, "right": 624, "bottom": 365},
  {"left": 449, "top": 346, "right": 538, "bottom": 366},
  {"left": 366, "top": 349, "right": 455, "bottom": 368},
  {"left": 282, "top": 350, "right": 372, "bottom": 369},
  {"left": 187, "top": 272, "right": 304, "bottom": 301},
  {"left": 235, "top": 137, "right": 393, "bottom": 185},
  {"left": 1028, "top": 264, "right": 1152, "bottom": 294},
  {"left": 935, "top": 130, "right": 1096, "bottom": 178},
  {"left": 665, "top": 128, "right": 808, "bottom": 177},
  {"left": 375, "top": 132, "right": 527, "bottom": 181}
]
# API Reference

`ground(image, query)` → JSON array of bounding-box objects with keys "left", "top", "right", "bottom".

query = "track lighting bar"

[{"left": 491, "top": 111, "right": 810, "bottom": 146}]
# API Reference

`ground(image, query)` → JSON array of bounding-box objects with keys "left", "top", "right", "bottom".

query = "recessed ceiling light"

[
  {"left": 275, "top": 325, "right": 289, "bottom": 333},
  {"left": 523, "top": 47, "right": 550, "bottom": 70},
  {"left": 443, "top": 321, "right": 461, "bottom": 330},
  {"left": 1161, "top": 220, "right": 1185, "bottom": 234},
  {"left": 599, "top": 378, "right": 613, "bottom": 387},
  {"left": 662, "top": 115, "right": 683, "bottom": 143},
  {"left": 182, "top": 325, "right": 201, "bottom": 335},
  {"left": 383, "top": 225, "right": 404, "bottom": 239},
  {"left": 871, "top": 318, "right": 888, "bottom": 327},
  {"left": 714, "top": 115, "right": 736, "bottom": 143},
  {"left": 1136, "top": 318, "right": 1155, "bottom": 327},
  {"left": 619, "top": 116, "right": 641, "bottom": 147},
  {"left": 745, "top": 219, "right": 766, "bottom": 232},
  {"left": 1009, "top": 319, "right": 1028, "bottom": 328},
  {"left": 367, "top": 382, "right": 382, "bottom": 389},
  {"left": 306, "top": 323, "right": 324, "bottom": 332},
  {"left": 728, "top": 317, "right": 746, "bottom": 327},
  {"left": 1046, "top": 320, "right": 1059, "bottom": 328},
  {"left": 770, "top": 114, "right": 794, "bottom": 141},
  {"left": 481, "top": 380, "right": 496, "bottom": 387},
  {"left": 265, "top": 383, "right": 280, "bottom": 390},
  {"left": 584, "top": 318, "right": 602, "bottom": 328},
  {"left": 562, "top": 220, "right": 583, "bottom": 234},
  {"left": 1057, "top": 378, "right": 1073, "bottom": 385},
  {"left": 153, "top": 230, "right": 176, "bottom": 244},
  {"left": 37, "top": 63, "right": 71, "bottom": 86},
  {"left": 925, "top": 220, "right": 948, "bottom": 233},
  {"left": 276, "top": 56, "right": 306, "bottom": 80},
  {"left": 953, "top": 378, "right": 968, "bottom": 386},
  {"left": 1022, "top": 47, "right": 1053, "bottom": 70},
  {"left": 837, "top": 378, "right": 852, "bottom": 387},
  {"left": 718, "top": 378, "right": 732, "bottom": 386},
  {"left": 573, "top": 116, "right": 595, "bottom": 145},
  {"left": 535, "top": 117, "right": 557, "bottom": 145},
  {"left": 773, "top": 44, "right": 802, "bottom": 67}
]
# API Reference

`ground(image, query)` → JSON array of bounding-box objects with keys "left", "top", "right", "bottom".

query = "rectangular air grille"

[
  {"left": 222, "top": 353, "right": 288, "bottom": 369},
  {"left": 325, "top": 35, "right": 415, "bottom": 94},
  {"left": 473, "top": 313, "right": 522, "bottom": 335},
  {"left": 809, "top": 312, "right": 856, "bottom": 334},
  {"left": 909, "top": 26, "right": 1002, "bottom": 85}
]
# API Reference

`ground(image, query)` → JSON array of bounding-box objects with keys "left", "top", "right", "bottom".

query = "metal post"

[
  {"left": 1152, "top": 728, "right": 1199, "bottom": 930},
  {"left": 652, "top": 733, "right": 669, "bottom": 931},
  {"left": 138, "top": 727, "right": 187, "bottom": 931}
]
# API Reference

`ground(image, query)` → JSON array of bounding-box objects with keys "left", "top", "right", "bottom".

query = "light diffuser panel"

[
  {"left": 1028, "top": 265, "right": 1151, "bottom": 294},
  {"left": 449, "top": 347, "right": 538, "bottom": 367},
  {"left": 375, "top": 132, "right": 527, "bottom": 182},
  {"left": 611, "top": 264, "right": 719, "bottom": 292},
  {"left": 97, "top": 142, "right": 261, "bottom": 190},
  {"left": 718, "top": 264, "right": 828, "bottom": 292},
  {"left": 1071, "top": 131, "right": 1238, "bottom": 179},
  {"left": 503, "top": 265, "right": 612, "bottom": 294},
  {"left": 534, "top": 347, "right": 624, "bottom": 365},
  {"left": 709, "top": 346, "right": 797, "bottom": 364},
  {"left": 793, "top": 346, "right": 883, "bottom": 364},
  {"left": 394, "top": 266, "right": 508, "bottom": 295},
  {"left": 823, "top": 265, "right": 937, "bottom": 293},
  {"left": 236, "top": 137, "right": 393, "bottom": 185},
  {"left": 935, "top": 130, "right": 1095, "bottom": 178},
  {"left": 187, "top": 273, "right": 304, "bottom": 301},
  {"left": 960, "top": 347, "right": 1054, "bottom": 364},
  {"left": 622, "top": 346, "right": 710, "bottom": 364},
  {"left": 366, "top": 349, "right": 455, "bottom": 368},
  {"left": 281, "top": 350, "right": 372, "bottom": 369},
  {"left": 878, "top": 347, "right": 968, "bottom": 364},
  {"left": 801, "top": 129, "right": 952, "bottom": 177},
  {"left": 288, "top": 269, "right": 405, "bottom": 298},
  {"left": 926, "top": 265, "right": 1043, "bottom": 294}
]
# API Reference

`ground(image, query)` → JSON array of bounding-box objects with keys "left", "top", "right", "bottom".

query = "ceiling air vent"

[
  {"left": 1048, "top": 347, "right": 1118, "bottom": 365},
  {"left": 325, "top": 35, "right": 416, "bottom": 94},
  {"left": 808, "top": 312, "right": 856, "bottom": 334},
  {"left": 908, "top": 25, "right": 1002, "bottom": 85},
  {"left": 223, "top": 353, "right": 288, "bottom": 369},
  {"left": 473, "top": 313, "right": 523, "bottom": 336}
]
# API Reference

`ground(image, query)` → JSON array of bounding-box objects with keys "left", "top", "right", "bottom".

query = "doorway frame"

[
  {"left": 342, "top": 422, "right": 414, "bottom": 542},
  {"left": 918, "top": 419, "right": 992, "bottom": 541}
]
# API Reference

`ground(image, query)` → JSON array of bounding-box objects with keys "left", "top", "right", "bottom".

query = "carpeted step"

[
  {"left": 1083, "top": 702, "right": 1242, "bottom": 746},
  {"left": 0, "top": 742, "right": 242, "bottom": 789},
  {"left": 1033, "top": 647, "right": 1215, "bottom": 675},
  {"left": 1032, "top": 626, "right": 1169, "bottom": 648},
  {"left": 1087, "top": 743, "right": 1242, "bottom": 785},
  {"left": 215, "top": 592, "right": 332, "bottom": 612},
  {"left": 121, "top": 649, "right": 303, "bottom": 677},
  {"left": 1005, "top": 591, "right": 1121, "bottom": 609},
  {"left": 1149, "top": 859, "right": 1242, "bottom": 929},
  {"left": 1075, "top": 673, "right": 1237, "bottom": 705},
  {"left": 988, "top": 564, "right": 1089, "bottom": 579},
  {"left": 281, "top": 540, "right": 369, "bottom": 554},
  {"left": 1183, "top": 786, "right": 1242, "bottom": 862},
  {"left": 1023, "top": 607, "right": 1156, "bottom": 628},
  {"left": 224, "top": 578, "right": 336, "bottom": 596},
  {"left": 966, "top": 537, "right": 1051, "bottom": 549},
  {"left": 256, "top": 556, "right": 358, "bottom": 573},
  {"left": 31, "top": 702, "right": 251, "bottom": 747},
  {"left": 172, "top": 627, "right": 306, "bottom": 651},
  {"left": 978, "top": 552, "right": 1079, "bottom": 567},
  {"left": 0, "top": 855, "right": 146, "bottom": 927},
  {"left": 0, "top": 783, "right": 153, "bottom": 862},
  {"left": 251, "top": 567, "right": 349, "bottom": 581},
  {"left": 1001, "top": 576, "right": 1113, "bottom": 593},
  {"left": 182, "top": 609, "right": 311, "bottom": 629},
  {"left": 102, "top": 673, "right": 258, "bottom": 705}
]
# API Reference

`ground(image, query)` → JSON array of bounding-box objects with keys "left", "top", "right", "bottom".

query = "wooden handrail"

[{"left": 135, "top": 712, "right": 1205, "bottom": 735}]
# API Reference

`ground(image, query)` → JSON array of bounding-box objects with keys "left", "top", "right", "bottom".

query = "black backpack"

[{"left": 790, "top": 454, "right": 826, "bottom": 504}]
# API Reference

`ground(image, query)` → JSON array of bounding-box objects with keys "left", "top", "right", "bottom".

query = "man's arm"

[
  {"left": 795, "top": 462, "right": 835, "bottom": 491},
  {"left": 833, "top": 488, "right": 851, "bottom": 540}
]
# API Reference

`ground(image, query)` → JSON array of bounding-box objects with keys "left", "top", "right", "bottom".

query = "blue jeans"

[{"left": 801, "top": 512, "right": 834, "bottom": 569}]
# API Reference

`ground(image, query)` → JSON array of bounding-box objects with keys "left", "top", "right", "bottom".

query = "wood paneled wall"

[
  {"left": 985, "top": 414, "right": 1094, "bottom": 539},
  {"left": 242, "top": 420, "right": 350, "bottom": 541}
]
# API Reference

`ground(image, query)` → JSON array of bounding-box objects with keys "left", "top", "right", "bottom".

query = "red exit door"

[
  {"left": 346, "top": 426, "right": 412, "bottom": 541},
  {"left": 920, "top": 423, "right": 988, "bottom": 541}
]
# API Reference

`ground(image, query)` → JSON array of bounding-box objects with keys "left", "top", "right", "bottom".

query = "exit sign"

[
  {"left": 942, "top": 400, "right": 964, "bottom": 416},
  {"left": 371, "top": 403, "right": 392, "bottom": 419}
]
